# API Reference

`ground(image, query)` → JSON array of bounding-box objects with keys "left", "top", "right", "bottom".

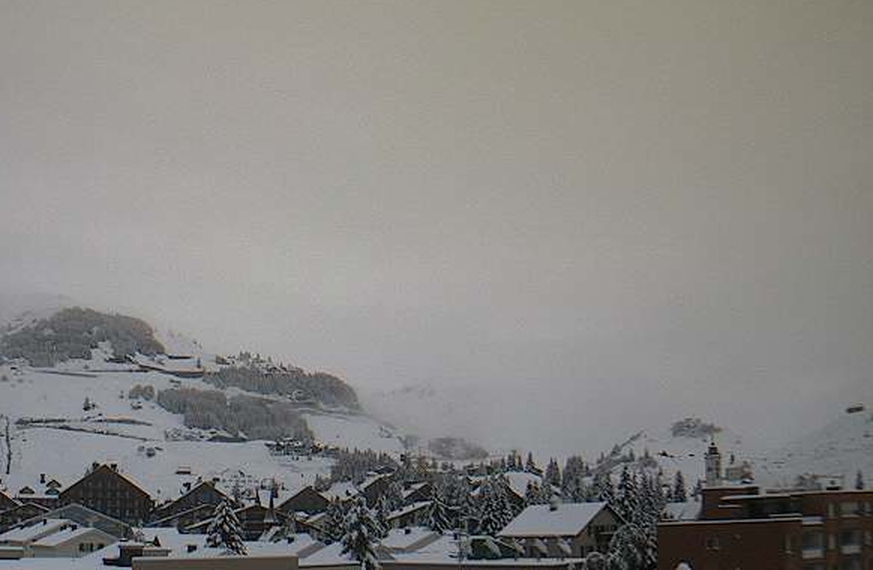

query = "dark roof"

[{"left": 60, "top": 464, "right": 152, "bottom": 502}]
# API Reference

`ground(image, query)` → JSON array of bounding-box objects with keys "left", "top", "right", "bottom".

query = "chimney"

[
  {"left": 40, "top": 474, "right": 46, "bottom": 484},
  {"left": 110, "top": 463, "right": 118, "bottom": 472}
]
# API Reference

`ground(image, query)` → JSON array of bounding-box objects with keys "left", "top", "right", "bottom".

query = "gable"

[
  {"left": 60, "top": 465, "right": 151, "bottom": 502},
  {"left": 0, "top": 490, "right": 18, "bottom": 511},
  {"left": 278, "top": 487, "right": 329, "bottom": 514}
]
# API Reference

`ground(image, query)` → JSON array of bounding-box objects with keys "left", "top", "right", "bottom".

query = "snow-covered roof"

[
  {"left": 498, "top": 502, "right": 608, "bottom": 538},
  {"left": 0, "top": 519, "right": 69, "bottom": 543},
  {"left": 298, "top": 540, "right": 350, "bottom": 566},
  {"left": 32, "top": 526, "right": 111, "bottom": 548},
  {"left": 380, "top": 527, "right": 440, "bottom": 551},
  {"left": 661, "top": 500, "right": 700, "bottom": 521},
  {"left": 360, "top": 473, "right": 390, "bottom": 491},
  {"left": 322, "top": 481, "right": 358, "bottom": 501},
  {"left": 387, "top": 501, "right": 431, "bottom": 521},
  {"left": 503, "top": 472, "right": 543, "bottom": 498}
]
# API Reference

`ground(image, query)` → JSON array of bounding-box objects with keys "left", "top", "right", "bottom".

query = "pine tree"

[
  {"left": 341, "top": 497, "right": 382, "bottom": 570},
  {"left": 383, "top": 481, "right": 405, "bottom": 511},
  {"left": 324, "top": 499, "right": 348, "bottom": 544},
  {"left": 616, "top": 466, "right": 639, "bottom": 522},
  {"left": 672, "top": 471, "right": 687, "bottom": 502},
  {"left": 477, "top": 475, "right": 514, "bottom": 536},
  {"left": 206, "top": 499, "right": 247, "bottom": 555},
  {"left": 375, "top": 495, "right": 391, "bottom": 537},
  {"left": 426, "top": 487, "right": 451, "bottom": 532},
  {"left": 544, "top": 459, "right": 561, "bottom": 489},
  {"left": 525, "top": 452, "right": 537, "bottom": 473},
  {"left": 593, "top": 471, "right": 615, "bottom": 505}
]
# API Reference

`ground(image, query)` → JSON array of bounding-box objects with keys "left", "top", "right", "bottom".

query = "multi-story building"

[
  {"left": 58, "top": 463, "right": 153, "bottom": 526},
  {"left": 659, "top": 476, "right": 873, "bottom": 570}
]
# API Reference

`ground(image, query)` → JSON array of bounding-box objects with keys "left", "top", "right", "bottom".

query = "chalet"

[
  {"left": 149, "top": 504, "right": 217, "bottom": 530},
  {"left": 359, "top": 473, "right": 392, "bottom": 508},
  {"left": 498, "top": 501, "right": 620, "bottom": 558},
  {"left": 21, "top": 502, "right": 132, "bottom": 539},
  {"left": 150, "top": 480, "right": 229, "bottom": 524},
  {"left": 59, "top": 463, "right": 153, "bottom": 525},
  {"left": 30, "top": 524, "right": 116, "bottom": 557},
  {"left": 295, "top": 511, "right": 328, "bottom": 541},
  {"left": 0, "top": 489, "right": 18, "bottom": 512},
  {"left": 0, "top": 517, "right": 116, "bottom": 558},
  {"left": 276, "top": 486, "right": 330, "bottom": 516},
  {"left": 185, "top": 503, "right": 289, "bottom": 541},
  {"left": 401, "top": 482, "right": 432, "bottom": 505},
  {"left": 14, "top": 485, "right": 59, "bottom": 509},
  {"left": 0, "top": 503, "right": 50, "bottom": 533},
  {"left": 387, "top": 502, "right": 431, "bottom": 530}
]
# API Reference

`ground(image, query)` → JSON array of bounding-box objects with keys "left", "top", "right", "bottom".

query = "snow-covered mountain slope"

[
  {"left": 599, "top": 418, "right": 748, "bottom": 485},
  {"left": 0, "top": 302, "right": 408, "bottom": 502},
  {"left": 753, "top": 404, "right": 873, "bottom": 489},
  {"left": 0, "top": 364, "right": 334, "bottom": 499}
]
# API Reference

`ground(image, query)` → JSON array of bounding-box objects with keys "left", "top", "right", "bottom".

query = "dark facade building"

[
  {"left": 659, "top": 485, "right": 873, "bottom": 570},
  {"left": 276, "top": 486, "right": 329, "bottom": 516},
  {"left": 58, "top": 464, "right": 153, "bottom": 525},
  {"left": 0, "top": 490, "right": 17, "bottom": 512},
  {"left": 0, "top": 502, "right": 49, "bottom": 532},
  {"left": 150, "top": 480, "right": 228, "bottom": 524}
]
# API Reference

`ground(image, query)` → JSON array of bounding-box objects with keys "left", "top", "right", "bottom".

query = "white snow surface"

[
  {"left": 751, "top": 406, "right": 873, "bottom": 489},
  {"left": 0, "top": 356, "right": 399, "bottom": 504},
  {"left": 498, "top": 502, "right": 608, "bottom": 537}
]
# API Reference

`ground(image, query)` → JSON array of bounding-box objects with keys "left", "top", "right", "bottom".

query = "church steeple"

[{"left": 705, "top": 438, "right": 722, "bottom": 487}]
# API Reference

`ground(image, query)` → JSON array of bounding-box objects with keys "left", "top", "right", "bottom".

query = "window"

[
  {"left": 840, "top": 529, "right": 862, "bottom": 555},
  {"left": 842, "top": 502, "right": 861, "bottom": 516},
  {"left": 705, "top": 537, "right": 720, "bottom": 550},
  {"left": 802, "top": 532, "right": 824, "bottom": 559}
]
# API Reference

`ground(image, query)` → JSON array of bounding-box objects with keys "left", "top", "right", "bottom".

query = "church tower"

[{"left": 705, "top": 439, "right": 722, "bottom": 486}]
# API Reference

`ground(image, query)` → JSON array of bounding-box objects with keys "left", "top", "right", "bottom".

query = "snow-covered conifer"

[
  {"left": 341, "top": 497, "right": 382, "bottom": 570},
  {"left": 324, "top": 499, "right": 348, "bottom": 544},
  {"left": 206, "top": 499, "right": 247, "bottom": 555},
  {"left": 525, "top": 452, "right": 537, "bottom": 473},
  {"left": 672, "top": 471, "right": 687, "bottom": 502},
  {"left": 426, "top": 487, "right": 452, "bottom": 532}
]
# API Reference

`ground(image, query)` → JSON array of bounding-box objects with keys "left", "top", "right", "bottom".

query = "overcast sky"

[{"left": 1, "top": 1, "right": 871, "bottom": 453}]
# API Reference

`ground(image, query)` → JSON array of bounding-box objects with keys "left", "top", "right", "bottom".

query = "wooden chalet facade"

[
  {"left": 150, "top": 480, "right": 228, "bottom": 525},
  {"left": 58, "top": 464, "right": 153, "bottom": 525},
  {"left": 359, "top": 474, "right": 392, "bottom": 508},
  {"left": 186, "top": 503, "right": 289, "bottom": 541},
  {"left": 276, "top": 486, "right": 329, "bottom": 516},
  {"left": 0, "top": 490, "right": 17, "bottom": 512},
  {"left": 0, "top": 502, "right": 49, "bottom": 533}
]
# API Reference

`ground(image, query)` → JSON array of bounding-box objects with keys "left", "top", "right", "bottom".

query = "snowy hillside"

[
  {"left": 0, "top": 302, "right": 409, "bottom": 504},
  {"left": 753, "top": 404, "right": 873, "bottom": 489},
  {"left": 598, "top": 417, "right": 748, "bottom": 486}
]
